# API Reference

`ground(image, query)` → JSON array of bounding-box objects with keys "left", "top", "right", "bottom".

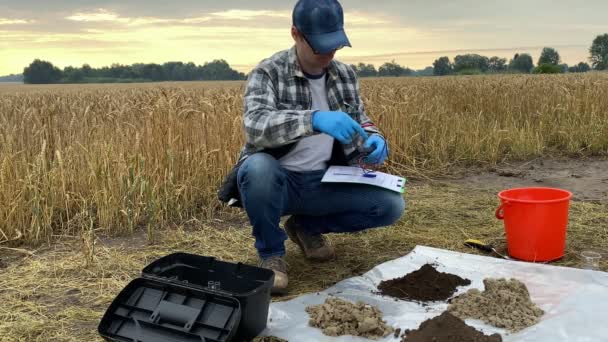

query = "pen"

[{"left": 332, "top": 173, "right": 374, "bottom": 177}]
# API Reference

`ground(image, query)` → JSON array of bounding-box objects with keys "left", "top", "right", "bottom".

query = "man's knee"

[
  {"left": 375, "top": 192, "right": 406, "bottom": 226},
  {"left": 237, "top": 153, "right": 283, "bottom": 191}
]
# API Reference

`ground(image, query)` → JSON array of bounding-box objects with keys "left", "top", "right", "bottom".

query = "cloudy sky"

[{"left": 1, "top": 0, "right": 606, "bottom": 75}]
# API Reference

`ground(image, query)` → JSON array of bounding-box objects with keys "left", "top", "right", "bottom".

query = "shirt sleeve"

[{"left": 243, "top": 68, "right": 316, "bottom": 148}]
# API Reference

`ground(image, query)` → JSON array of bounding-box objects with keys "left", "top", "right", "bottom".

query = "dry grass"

[
  {"left": 1, "top": 74, "right": 608, "bottom": 244},
  {"left": 0, "top": 182, "right": 606, "bottom": 341}
]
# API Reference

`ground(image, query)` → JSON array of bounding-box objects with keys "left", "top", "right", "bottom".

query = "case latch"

[{"left": 150, "top": 300, "right": 201, "bottom": 332}]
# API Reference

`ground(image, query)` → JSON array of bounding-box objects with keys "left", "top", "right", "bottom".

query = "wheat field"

[
  {"left": 1, "top": 74, "right": 608, "bottom": 245},
  {"left": 1, "top": 74, "right": 608, "bottom": 342}
]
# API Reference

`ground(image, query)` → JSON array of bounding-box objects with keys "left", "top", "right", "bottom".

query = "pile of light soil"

[
  {"left": 305, "top": 297, "right": 394, "bottom": 339},
  {"left": 400, "top": 312, "right": 502, "bottom": 342},
  {"left": 448, "top": 278, "right": 544, "bottom": 332},
  {"left": 377, "top": 264, "right": 471, "bottom": 301}
]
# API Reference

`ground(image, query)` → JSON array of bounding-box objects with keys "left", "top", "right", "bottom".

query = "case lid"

[
  {"left": 98, "top": 277, "right": 241, "bottom": 342},
  {"left": 142, "top": 253, "right": 274, "bottom": 296}
]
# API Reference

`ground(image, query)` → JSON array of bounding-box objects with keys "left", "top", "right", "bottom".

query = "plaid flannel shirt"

[{"left": 239, "top": 45, "right": 382, "bottom": 163}]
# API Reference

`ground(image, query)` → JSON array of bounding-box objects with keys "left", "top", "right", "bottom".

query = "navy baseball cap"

[{"left": 292, "top": 0, "right": 351, "bottom": 54}]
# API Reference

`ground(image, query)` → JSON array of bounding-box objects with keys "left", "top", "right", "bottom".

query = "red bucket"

[{"left": 496, "top": 187, "right": 572, "bottom": 262}]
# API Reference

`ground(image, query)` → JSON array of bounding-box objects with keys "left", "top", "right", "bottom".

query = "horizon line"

[{"left": 1, "top": 44, "right": 592, "bottom": 76}]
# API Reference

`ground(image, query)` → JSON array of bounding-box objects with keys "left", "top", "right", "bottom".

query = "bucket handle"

[{"left": 495, "top": 203, "right": 506, "bottom": 220}]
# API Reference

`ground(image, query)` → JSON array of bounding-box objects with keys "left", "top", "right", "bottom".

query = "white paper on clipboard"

[{"left": 321, "top": 166, "right": 406, "bottom": 193}]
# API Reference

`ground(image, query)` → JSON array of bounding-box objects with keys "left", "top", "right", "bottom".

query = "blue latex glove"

[
  {"left": 312, "top": 111, "right": 368, "bottom": 144},
  {"left": 363, "top": 135, "right": 389, "bottom": 165}
]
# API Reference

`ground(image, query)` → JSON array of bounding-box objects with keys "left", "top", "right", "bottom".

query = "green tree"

[
  {"left": 355, "top": 63, "right": 378, "bottom": 77},
  {"left": 578, "top": 62, "right": 591, "bottom": 72},
  {"left": 378, "top": 60, "right": 412, "bottom": 77},
  {"left": 488, "top": 56, "right": 507, "bottom": 73},
  {"left": 433, "top": 56, "right": 453, "bottom": 76},
  {"left": 109, "top": 63, "right": 131, "bottom": 78},
  {"left": 81, "top": 64, "right": 93, "bottom": 77},
  {"left": 508, "top": 53, "right": 534, "bottom": 73},
  {"left": 569, "top": 62, "right": 591, "bottom": 73},
  {"left": 23, "top": 59, "right": 62, "bottom": 84},
  {"left": 199, "top": 60, "right": 245, "bottom": 80},
  {"left": 63, "top": 66, "right": 84, "bottom": 82},
  {"left": 141, "top": 64, "right": 165, "bottom": 81},
  {"left": 532, "top": 64, "right": 562, "bottom": 74},
  {"left": 589, "top": 33, "right": 608, "bottom": 70},
  {"left": 414, "top": 66, "right": 434, "bottom": 76},
  {"left": 538, "top": 47, "right": 561, "bottom": 66},
  {"left": 163, "top": 62, "right": 188, "bottom": 81},
  {"left": 183, "top": 62, "right": 198, "bottom": 81},
  {"left": 453, "top": 54, "right": 490, "bottom": 73}
]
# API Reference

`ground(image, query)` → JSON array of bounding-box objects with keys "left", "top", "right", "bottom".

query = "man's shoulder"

[
  {"left": 251, "top": 49, "right": 291, "bottom": 77},
  {"left": 330, "top": 59, "right": 357, "bottom": 81},
  {"left": 331, "top": 59, "right": 356, "bottom": 74}
]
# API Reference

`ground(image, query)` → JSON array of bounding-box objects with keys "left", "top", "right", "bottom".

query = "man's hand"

[
  {"left": 363, "top": 135, "right": 389, "bottom": 165},
  {"left": 312, "top": 111, "right": 368, "bottom": 144}
]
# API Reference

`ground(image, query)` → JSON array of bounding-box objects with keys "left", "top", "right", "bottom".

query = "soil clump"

[
  {"left": 377, "top": 264, "right": 471, "bottom": 301},
  {"left": 400, "top": 312, "right": 502, "bottom": 342},
  {"left": 448, "top": 278, "right": 544, "bottom": 332},
  {"left": 305, "top": 296, "right": 393, "bottom": 339}
]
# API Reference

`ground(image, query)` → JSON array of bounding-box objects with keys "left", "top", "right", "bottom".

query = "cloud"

[
  {"left": 0, "top": 18, "right": 34, "bottom": 25},
  {"left": 62, "top": 8, "right": 390, "bottom": 29},
  {"left": 66, "top": 9, "right": 124, "bottom": 23},
  {"left": 65, "top": 9, "right": 183, "bottom": 26},
  {"left": 181, "top": 17, "right": 212, "bottom": 24},
  {"left": 346, "top": 12, "right": 391, "bottom": 25},
  {"left": 64, "top": 8, "right": 292, "bottom": 27},
  {"left": 209, "top": 9, "right": 290, "bottom": 20}
]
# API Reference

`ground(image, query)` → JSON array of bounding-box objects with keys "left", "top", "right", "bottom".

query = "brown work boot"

[
  {"left": 259, "top": 255, "right": 288, "bottom": 295},
  {"left": 285, "top": 216, "right": 335, "bottom": 262}
]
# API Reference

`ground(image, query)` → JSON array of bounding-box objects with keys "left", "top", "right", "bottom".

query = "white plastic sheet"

[{"left": 260, "top": 246, "right": 608, "bottom": 342}]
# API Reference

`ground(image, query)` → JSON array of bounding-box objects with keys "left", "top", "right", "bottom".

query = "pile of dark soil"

[
  {"left": 401, "top": 312, "right": 502, "bottom": 342},
  {"left": 377, "top": 264, "right": 471, "bottom": 301}
]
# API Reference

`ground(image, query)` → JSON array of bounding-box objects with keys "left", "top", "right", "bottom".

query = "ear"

[{"left": 291, "top": 26, "right": 299, "bottom": 42}]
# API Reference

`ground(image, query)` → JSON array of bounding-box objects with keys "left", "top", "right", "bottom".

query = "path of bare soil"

[{"left": 447, "top": 157, "right": 608, "bottom": 202}]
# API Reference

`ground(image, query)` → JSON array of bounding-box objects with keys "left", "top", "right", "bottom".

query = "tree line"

[
  {"left": 430, "top": 48, "right": 591, "bottom": 76},
  {"left": 22, "top": 59, "right": 246, "bottom": 84},
  {"left": 355, "top": 34, "right": 607, "bottom": 77},
  {"left": 0, "top": 74, "right": 23, "bottom": 82},
  {"left": 16, "top": 33, "right": 608, "bottom": 83}
]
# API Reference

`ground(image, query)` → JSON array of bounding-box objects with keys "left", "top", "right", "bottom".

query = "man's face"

[{"left": 292, "top": 27, "right": 336, "bottom": 70}]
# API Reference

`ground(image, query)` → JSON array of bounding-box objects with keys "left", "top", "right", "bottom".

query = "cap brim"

[{"left": 306, "top": 29, "right": 351, "bottom": 54}]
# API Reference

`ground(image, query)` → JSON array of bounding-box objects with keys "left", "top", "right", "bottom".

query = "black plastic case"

[{"left": 99, "top": 253, "right": 275, "bottom": 342}]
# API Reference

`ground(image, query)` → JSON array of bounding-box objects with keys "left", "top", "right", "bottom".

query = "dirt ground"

[
  {"left": 449, "top": 157, "right": 608, "bottom": 203},
  {"left": 0, "top": 158, "right": 606, "bottom": 341}
]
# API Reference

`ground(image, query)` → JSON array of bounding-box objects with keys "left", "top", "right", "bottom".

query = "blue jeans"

[{"left": 237, "top": 153, "right": 406, "bottom": 259}]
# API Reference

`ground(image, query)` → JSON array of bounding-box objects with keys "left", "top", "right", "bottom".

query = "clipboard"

[{"left": 321, "top": 166, "right": 406, "bottom": 193}]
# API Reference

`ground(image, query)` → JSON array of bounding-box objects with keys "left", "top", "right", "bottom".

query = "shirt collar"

[{"left": 288, "top": 45, "right": 338, "bottom": 81}]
